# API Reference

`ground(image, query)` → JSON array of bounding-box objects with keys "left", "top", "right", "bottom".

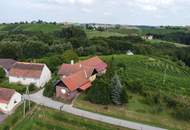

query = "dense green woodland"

[{"left": 0, "top": 23, "right": 190, "bottom": 67}]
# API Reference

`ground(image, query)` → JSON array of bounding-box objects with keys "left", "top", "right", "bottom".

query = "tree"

[
  {"left": 0, "top": 68, "right": 6, "bottom": 79},
  {"left": 86, "top": 77, "right": 111, "bottom": 105},
  {"left": 43, "top": 81, "right": 55, "bottom": 97},
  {"left": 63, "top": 50, "right": 79, "bottom": 63},
  {"left": 111, "top": 73, "right": 123, "bottom": 105}
]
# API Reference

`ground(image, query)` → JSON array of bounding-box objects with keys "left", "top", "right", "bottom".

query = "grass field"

[
  {"left": 74, "top": 93, "right": 190, "bottom": 130},
  {"left": 147, "top": 39, "right": 190, "bottom": 47},
  {"left": 0, "top": 24, "right": 64, "bottom": 33},
  {"left": 101, "top": 55, "right": 190, "bottom": 96},
  {"left": 85, "top": 30, "right": 128, "bottom": 38},
  {"left": 3, "top": 104, "right": 130, "bottom": 130}
]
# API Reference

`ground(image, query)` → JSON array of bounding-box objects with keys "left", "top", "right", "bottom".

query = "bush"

[
  {"left": 173, "top": 105, "right": 190, "bottom": 121},
  {"left": 127, "top": 80, "right": 144, "bottom": 94},
  {"left": 28, "top": 84, "right": 36, "bottom": 92},
  {"left": 0, "top": 68, "right": 6, "bottom": 79},
  {"left": 121, "top": 87, "right": 128, "bottom": 104},
  {"left": 62, "top": 50, "right": 79, "bottom": 63},
  {"left": 86, "top": 77, "right": 111, "bottom": 105},
  {"left": 43, "top": 81, "right": 55, "bottom": 97}
]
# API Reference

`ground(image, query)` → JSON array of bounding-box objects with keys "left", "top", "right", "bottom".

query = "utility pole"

[{"left": 23, "top": 85, "right": 30, "bottom": 117}]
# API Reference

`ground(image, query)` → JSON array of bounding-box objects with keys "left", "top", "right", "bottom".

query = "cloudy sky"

[{"left": 0, "top": 0, "right": 190, "bottom": 25}]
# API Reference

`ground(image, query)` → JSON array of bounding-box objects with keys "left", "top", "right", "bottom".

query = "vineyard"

[{"left": 102, "top": 55, "right": 190, "bottom": 96}]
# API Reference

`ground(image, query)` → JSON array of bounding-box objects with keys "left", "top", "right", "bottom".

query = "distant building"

[
  {"left": 126, "top": 50, "right": 134, "bottom": 56},
  {"left": 142, "top": 35, "right": 153, "bottom": 40},
  {"left": 56, "top": 56, "right": 107, "bottom": 100},
  {"left": 0, "top": 88, "right": 21, "bottom": 114},
  {"left": 0, "top": 59, "right": 16, "bottom": 77},
  {"left": 9, "top": 62, "right": 51, "bottom": 88}
]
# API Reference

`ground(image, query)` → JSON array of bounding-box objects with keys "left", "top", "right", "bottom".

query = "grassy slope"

[
  {"left": 86, "top": 30, "right": 127, "bottom": 39},
  {"left": 0, "top": 24, "right": 64, "bottom": 33},
  {"left": 10, "top": 105, "right": 129, "bottom": 130},
  {"left": 147, "top": 39, "right": 190, "bottom": 47},
  {"left": 101, "top": 55, "right": 190, "bottom": 96},
  {"left": 74, "top": 54, "right": 190, "bottom": 130}
]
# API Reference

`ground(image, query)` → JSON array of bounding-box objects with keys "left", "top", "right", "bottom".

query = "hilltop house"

[
  {"left": 0, "top": 88, "right": 21, "bottom": 114},
  {"left": 56, "top": 56, "right": 107, "bottom": 100},
  {"left": 0, "top": 59, "right": 16, "bottom": 77},
  {"left": 9, "top": 62, "right": 51, "bottom": 88}
]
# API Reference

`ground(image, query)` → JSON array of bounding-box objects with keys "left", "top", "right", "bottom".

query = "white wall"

[
  {"left": 0, "top": 92, "right": 21, "bottom": 114},
  {"left": 9, "top": 65, "right": 52, "bottom": 88},
  {"left": 38, "top": 65, "right": 51, "bottom": 87}
]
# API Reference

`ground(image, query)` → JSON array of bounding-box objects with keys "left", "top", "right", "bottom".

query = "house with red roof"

[
  {"left": 56, "top": 56, "right": 107, "bottom": 100},
  {"left": 0, "top": 88, "right": 21, "bottom": 114},
  {"left": 9, "top": 62, "right": 51, "bottom": 88}
]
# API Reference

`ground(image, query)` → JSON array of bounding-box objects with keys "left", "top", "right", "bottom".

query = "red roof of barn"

[
  {"left": 0, "top": 88, "right": 15, "bottom": 104},
  {"left": 79, "top": 56, "right": 107, "bottom": 72},
  {"left": 58, "top": 56, "right": 107, "bottom": 77},
  {"left": 9, "top": 62, "right": 45, "bottom": 79},
  {"left": 62, "top": 70, "right": 92, "bottom": 91}
]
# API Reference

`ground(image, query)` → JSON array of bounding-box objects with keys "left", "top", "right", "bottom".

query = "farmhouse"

[
  {"left": 56, "top": 56, "right": 107, "bottom": 100},
  {"left": 0, "top": 59, "right": 16, "bottom": 76},
  {"left": 9, "top": 62, "right": 51, "bottom": 88},
  {"left": 0, "top": 88, "right": 21, "bottom": 114},
  {"left": 56, "top": 70, "right": 92, "bottom": 100}
]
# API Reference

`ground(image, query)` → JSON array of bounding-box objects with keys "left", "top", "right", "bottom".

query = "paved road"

[{"left": 24, "top": 89, "right": 167, "bottom": 130}]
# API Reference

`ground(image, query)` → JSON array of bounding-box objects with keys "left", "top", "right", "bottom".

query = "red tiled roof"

[
  {"left": 80, "top": 82, "right": 92, "bottom": 91},
  {"left": 62, "top": 70, "right": 91, "bottom": 92},
  {"left": 58, "top": 56, "right": 107, "bottom": 77},
  {"left": 0, "top": 59, "right": 16, "bottom": 71},
  {"left": 0, "top": 88, "right": 15, "bottom": 104},
  {"left": 9, "top": 62, "right": 44, "bottom": 79}
]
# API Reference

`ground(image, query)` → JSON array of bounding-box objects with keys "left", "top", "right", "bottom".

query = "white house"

[
  {"left": 126, "top": 50, "right": 134, "bottom": 56},
  {"left": 0, "top": 88, "right": 21, "bottom": 114},
  {"left": 9, "top": 62, "right": 51, "bottom": 88}
]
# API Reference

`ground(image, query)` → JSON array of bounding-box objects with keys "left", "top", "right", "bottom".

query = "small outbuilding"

[
  {"left": 9, "top": 62, "right": 51, "bottom": 88},
  {"left": 0, "top": 88, "right": 21, "bottom": 114}
]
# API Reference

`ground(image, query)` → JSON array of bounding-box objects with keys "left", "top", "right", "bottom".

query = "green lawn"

[
  {"left": 86, "top": 30, "right": 128, "bottom": 38},
  {"left": 147, "top": 39, "right": 190, "bottom": 47},
  {"left": 4, "top": 104, "right": 130, "bottom": 130},
  {"left": 74, "top": 93, "right": 190, "bottom": 130}
]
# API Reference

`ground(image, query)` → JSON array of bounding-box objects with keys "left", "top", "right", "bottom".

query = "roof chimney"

[
  {"left": 80, "top": 64, "right": 82, "bottom": 68},
  {"left": 71, "top": 60, "right": 74, "bottom": 65}
]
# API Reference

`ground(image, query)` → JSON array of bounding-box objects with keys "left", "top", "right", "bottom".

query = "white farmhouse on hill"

[
  {"left": 126, "top": 50, "right": 134, "bottom": 56},
  {"left": 0, "top": 88, "right": 21, "bottom": 114},
  {"left": 9, "top": 62, "right": 51, "bottom": 88}
]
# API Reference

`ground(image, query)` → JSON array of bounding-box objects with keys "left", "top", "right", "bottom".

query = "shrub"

[
  {"left": 0, "top": 68, "right": 6, "bottom": 79},
  {"left": 28, "top": 84, "right": 36, "bottom": 92},
  {"left": 127, "top": 80, "right": 144, "bottom": 94},
  {"left": 43, "top": 81, "right": 55, "bottom": 97},
  {"left": 62, "top": 50, "right": 79, "bottom": 63},
  {"left": 173, "top": 105, "right": 190, "bottom": 121},
  {"left": 121, "top": 87, "right": 128, "bottom": 104},
  {"left": 86, "top": 77, "right": 111, "bottom": 105}
]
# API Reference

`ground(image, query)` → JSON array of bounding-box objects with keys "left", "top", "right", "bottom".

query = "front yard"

[{"left": 73, "top": 93, "right": 190, "bottom": 130}]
